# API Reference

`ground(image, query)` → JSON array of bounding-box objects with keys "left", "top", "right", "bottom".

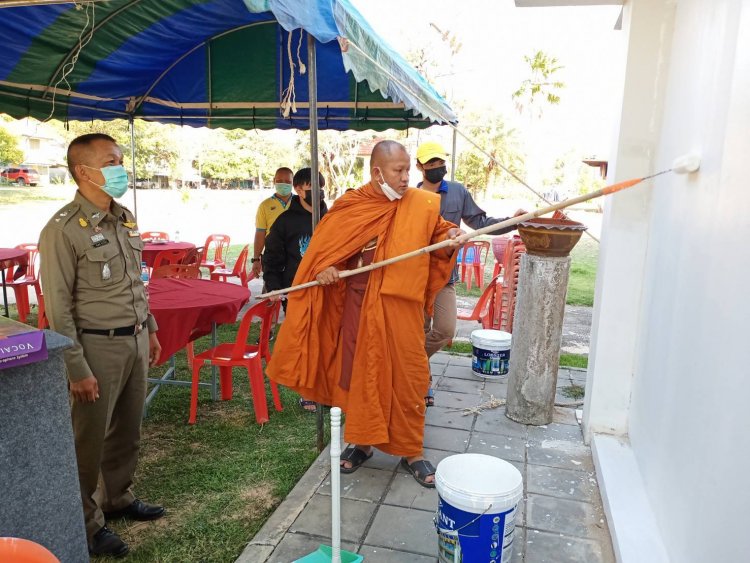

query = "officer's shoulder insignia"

[{"left": 50, "top": 202, "right": 80, "bottom": 229}]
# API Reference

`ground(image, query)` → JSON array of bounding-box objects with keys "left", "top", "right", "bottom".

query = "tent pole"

[
  {"left": 308, "top": 32, "right": 325, "bottom": 453},
  {"left": 129, "top": 117, "right": 138, "bottom": 219},
  {"left": 450, "top": 127, "right": 457, "bottom": 182}
]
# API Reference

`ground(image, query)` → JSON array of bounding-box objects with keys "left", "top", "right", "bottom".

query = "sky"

[{"left": 350, "top": 0, "right": 626, "bottom": 165}]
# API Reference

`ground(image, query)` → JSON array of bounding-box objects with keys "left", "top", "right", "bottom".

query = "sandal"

[
  {"left": 340, "top": 446, "right": 373, "bottom": 474},
  {"left": 298, "top": 398, "right": 317, "bottom": 413},
  {"left": 401, "top": 457, "right": 436, "bottom": 488},
  {"left": 425, "top": 388, "right": 435, "bottom": 408}
]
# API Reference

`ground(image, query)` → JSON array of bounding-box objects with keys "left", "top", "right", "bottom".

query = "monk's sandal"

[
  {"left": 401, "top": 458, "right": 436, "bottom": 488},
  {"left": 340, "top": 446, "right": 373, "bottom": 474}
]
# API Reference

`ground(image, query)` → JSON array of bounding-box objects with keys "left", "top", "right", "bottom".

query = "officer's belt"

[{"left": 79, "top": 320, "right": 147, "bottom": 337}]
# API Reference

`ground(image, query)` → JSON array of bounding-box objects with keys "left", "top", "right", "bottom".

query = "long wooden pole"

[{"left": 257, "top": 173, "right": 666, "bottom": 300}]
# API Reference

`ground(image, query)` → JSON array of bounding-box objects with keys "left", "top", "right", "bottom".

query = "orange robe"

[{"left": 267, "top": 181, "right": 458, "bottom": 457}]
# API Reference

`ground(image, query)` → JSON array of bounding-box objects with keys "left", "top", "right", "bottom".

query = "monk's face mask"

[{"left": 375, "top": 167, "right": 403, "bottom": 201}]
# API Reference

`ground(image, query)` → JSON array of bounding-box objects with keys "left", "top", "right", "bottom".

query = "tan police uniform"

[{"left": 38, "top": 191, "right": 157, "bottom": 543}]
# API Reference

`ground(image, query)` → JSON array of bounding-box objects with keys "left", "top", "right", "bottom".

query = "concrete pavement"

[{"left": 237, "top": 353, "right": 613, "bottom": 563}]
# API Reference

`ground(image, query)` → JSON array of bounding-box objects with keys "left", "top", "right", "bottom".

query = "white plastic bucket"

[
  {"left": 470, "top": 330, "right": 512, "bottom": 379},
  {"left": 435, "top": 454, "right": 523, "bottom": 563}
]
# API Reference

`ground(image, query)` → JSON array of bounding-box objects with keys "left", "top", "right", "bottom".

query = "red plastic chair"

[
  {"left": 210, "top": 245, "right": 254, "bottom": 288},
  {"left": 140, "top": 231, "right": 169, "bottom": 241},
  {"left": 200, "top": 234, "right": 230, "bottom": 274},
  {"left": 152, "top": 248, "right": 189, "bottom": 269},
  {"left": 0, "top": 537, "right": 59, "bottom": 563},
  {"left": 189, "top": 299, "right": 281, "bottom": 424},
  {"left": 457, "top": 274, "right": 501, "bottom": 329},
  {"left": 37, "top": 292, "right": 49, "bottom": 329},
  {"left": 5, "top": 243, "right": 41, "bottom": 324},
  {"left": 460, "top": 240, "right": 491, "bottom": 291}
]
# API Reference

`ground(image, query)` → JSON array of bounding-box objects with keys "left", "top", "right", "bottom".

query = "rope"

[
  {"left": 280, "top": 31, "right": 296, "bottom": 118},
  {"left": 45, "top": 0, "right": 96, "bottom": 121},
  {"left": 342, "top": 37, "right": 603, "bottom": 242}
]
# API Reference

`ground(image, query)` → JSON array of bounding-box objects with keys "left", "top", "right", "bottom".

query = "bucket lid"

[
  {"left": 436, "top": 454, "right": 523, "bottom": 513},
  {"left": 470, "top": 329, "right": 512, "bottom": 348}
]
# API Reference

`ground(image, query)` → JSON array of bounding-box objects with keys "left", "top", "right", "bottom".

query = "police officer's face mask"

[{"left": 83, "top": 164, "right": 129, "bottom": 198}]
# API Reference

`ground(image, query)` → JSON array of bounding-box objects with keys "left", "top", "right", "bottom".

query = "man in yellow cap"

[{"left": 416, "top": 141, "right": 525, "bottom": 406}]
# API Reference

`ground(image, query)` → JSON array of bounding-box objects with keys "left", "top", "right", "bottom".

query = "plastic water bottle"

[
  {"left": 174, "top": 229, "right": 180, "bottom": 242},
  {"left": 141, "top": 261, "right": 150, "bottom": 284}
]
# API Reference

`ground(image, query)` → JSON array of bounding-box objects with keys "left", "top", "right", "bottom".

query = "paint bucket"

[
  {"left": 435, "top": 454, "right": 523, "bottom": 563},
  {"left": 470, "top": 330, "right": 512, "bottom": 379}
]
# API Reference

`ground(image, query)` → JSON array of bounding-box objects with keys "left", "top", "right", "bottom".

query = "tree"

[
  {"left": 455, "top": 114, "right": 525, "bottom": 197},
  {"left": 296, "top": 130, "right": 367, "bottom": 199},
  {"left": 0, "top": 126, "right": 24, "bottom": 166},
  {"left": 512, "top": 50, "right": 565, "bottom": 117},
  {"left": 47, "top": 119, "right": 179, "bottom": 179}
]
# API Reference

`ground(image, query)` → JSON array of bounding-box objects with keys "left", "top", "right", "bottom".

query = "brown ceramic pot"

[{"left": 517, "top": 218, "right": 587, "bottom": 257}]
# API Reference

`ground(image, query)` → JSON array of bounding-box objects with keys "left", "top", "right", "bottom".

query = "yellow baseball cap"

[{"left": 416, "top": 141, "right": 449, "bottom": 164}]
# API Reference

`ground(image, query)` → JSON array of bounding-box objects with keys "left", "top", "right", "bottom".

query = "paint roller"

[{"left": 257, "top": 155, "right": 700, "bottom": 301}]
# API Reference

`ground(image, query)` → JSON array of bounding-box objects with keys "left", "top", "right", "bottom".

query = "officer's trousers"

[{"left": 72, "top": 329, "right": 149, "bottom": 542}]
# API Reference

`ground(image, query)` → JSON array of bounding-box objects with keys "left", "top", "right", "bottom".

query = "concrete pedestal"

[
  {"left": 0, "top": 330, "right": 88, "bottom": 562},
  {"left": 506, "top": 254, "right": 571, "bottom": 425}
]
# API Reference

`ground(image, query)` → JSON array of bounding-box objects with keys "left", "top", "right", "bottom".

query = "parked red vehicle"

[{"left": 1, "top": 167, "right": 40, "bottom": 186}]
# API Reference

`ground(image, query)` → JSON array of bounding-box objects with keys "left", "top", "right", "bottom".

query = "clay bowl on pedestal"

[{"left": 517, "top": 218, "right": 587, "bottom": 257}]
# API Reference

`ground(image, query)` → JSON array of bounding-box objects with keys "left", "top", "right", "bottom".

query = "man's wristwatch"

[{"left": 250, "top": 257, "right": 261, "bottom": 263}]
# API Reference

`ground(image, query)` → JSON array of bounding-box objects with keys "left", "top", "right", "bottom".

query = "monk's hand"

[
  {"left": 149, "top": 332, "right": 162, "bottom": 368},
  {"left": 316, "top": 266, "right": 340, "bottom": 286},
  {"left": 446, "top": 228, "right": 466, "bottom": 248},
  {"left": 70, "top": 375, "right": 99, "bottom": 403}
]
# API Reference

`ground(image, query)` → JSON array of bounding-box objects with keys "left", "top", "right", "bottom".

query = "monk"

[{"left": 267, "top": 140, "right": 464, "bottom": 487}]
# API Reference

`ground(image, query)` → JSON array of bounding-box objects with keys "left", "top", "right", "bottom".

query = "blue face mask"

[
  {"left": 84, "top": 164, "right": 129, "bottom": 198},
  {"left": 275, "top": 182, "right": 293, "bottom": 197}
]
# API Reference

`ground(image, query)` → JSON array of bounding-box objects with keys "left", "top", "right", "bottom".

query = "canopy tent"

[
  {"left": 0, "top": 0, "right": 456, "bottom": 131},
  {"left": 1, "top": 0, "right": 458, "bottom": 450}
]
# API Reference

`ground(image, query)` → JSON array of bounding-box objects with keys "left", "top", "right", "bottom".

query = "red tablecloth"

[
  {"left": 148, "top": 278, "right": 250, "bottom": 365},
  {"left": 142, "top": 241, "right": 196, "bottom": 267},
  {"left": 0, "top": 248, "right": 27, "bottom": 271}
]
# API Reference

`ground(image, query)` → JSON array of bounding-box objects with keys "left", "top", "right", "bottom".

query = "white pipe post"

[{"left": 329, "top": 406, "right": 342, "bottom": 563}]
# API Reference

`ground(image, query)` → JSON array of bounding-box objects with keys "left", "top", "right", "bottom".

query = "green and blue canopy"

[{"left": 0, "top": 0, "right": 456, "bottom": 131}]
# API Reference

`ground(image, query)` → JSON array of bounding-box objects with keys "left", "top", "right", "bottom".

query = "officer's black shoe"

[
  {"left": 104, "top": 498, "right": 165, "bottom": 521},
  {"left": 89, "top": 526, "right": 129, "bottom": 558}
]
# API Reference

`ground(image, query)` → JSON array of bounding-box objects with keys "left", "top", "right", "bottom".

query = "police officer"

[{"left": 39, "top": 133, "right": 164, "bottom": 558}]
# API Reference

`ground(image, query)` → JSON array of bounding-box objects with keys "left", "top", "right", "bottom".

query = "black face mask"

[
  {"left": 303, "top": 190, "right": 313, "bottom": 205},
  {"left": 424, "top": 166, "right": 447, "bottom": 184}
]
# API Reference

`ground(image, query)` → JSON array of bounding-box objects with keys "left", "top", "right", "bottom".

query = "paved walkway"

[{"left": 237, "top": 353, "right": 614, "bottom": 563}]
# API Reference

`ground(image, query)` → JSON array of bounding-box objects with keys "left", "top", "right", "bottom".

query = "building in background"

[{"left": 3, "top": 119, "right": 67, "bottom": 185}]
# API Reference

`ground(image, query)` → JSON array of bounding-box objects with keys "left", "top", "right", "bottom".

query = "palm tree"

[{"left": 512, "top": 50, "right": 565, "bottom": 118}]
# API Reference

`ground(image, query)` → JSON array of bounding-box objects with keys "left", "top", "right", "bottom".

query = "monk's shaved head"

[
  {"left": 369, "top": 140, "right": 411, "bottom": 198},
  {"left": 371, "top": 140, "right": 408, "bottom": 169},
  {"left": 67, "top": 133, "right": 118, "bottom": 182}
]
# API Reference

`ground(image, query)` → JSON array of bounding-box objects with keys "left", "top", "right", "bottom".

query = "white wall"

[
  {"left": 583, "top": 0, "right": 675, "bottom": 436},
  {"left": 589, "top": 0, "right": 750, "bottom": 561}
]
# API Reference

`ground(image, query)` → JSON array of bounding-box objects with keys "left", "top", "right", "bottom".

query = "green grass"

[
  {"left": 566, "top": 237, "right": 598, "bottom": 306},
  {"left": 454, "top": 236, "right": 599, "bottom": 306},
  {"left": 0, "top": 187, "right": 68, "bottom": 205},
  {"left": 444, "top": 340, "right": 473, "bottom": 355},
  {"left": 560, "top": 353, "right": 589, "bottom": 369},
  {"left": 561, "top": 384, "right": 585, "bottom": 400},
  {"left": 9, "top": 307, "right": 325, "bottom": 562}
]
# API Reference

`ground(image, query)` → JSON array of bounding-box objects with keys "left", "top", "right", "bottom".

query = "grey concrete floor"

[{"left": 237, "top": 353, "right": 613, "bottom": 563}]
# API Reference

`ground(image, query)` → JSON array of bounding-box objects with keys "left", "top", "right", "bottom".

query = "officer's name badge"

[
  {"left": 90, "top": 233, "right": 109, "bottom": 248},
  {"left": 123, "top": 222, "right": 137, "bottom": 228},
  {"left": 128, "top": 230, "right": 140, "bottom": 238}
]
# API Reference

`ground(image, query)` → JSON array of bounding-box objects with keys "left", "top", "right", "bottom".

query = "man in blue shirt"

[{"left": 416, "top": 141, "right": 525, "bottom": 405}]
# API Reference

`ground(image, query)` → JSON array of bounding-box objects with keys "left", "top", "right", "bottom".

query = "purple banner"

[{"left": 0, "top": 326, "right": 48, "bottom": 370}]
